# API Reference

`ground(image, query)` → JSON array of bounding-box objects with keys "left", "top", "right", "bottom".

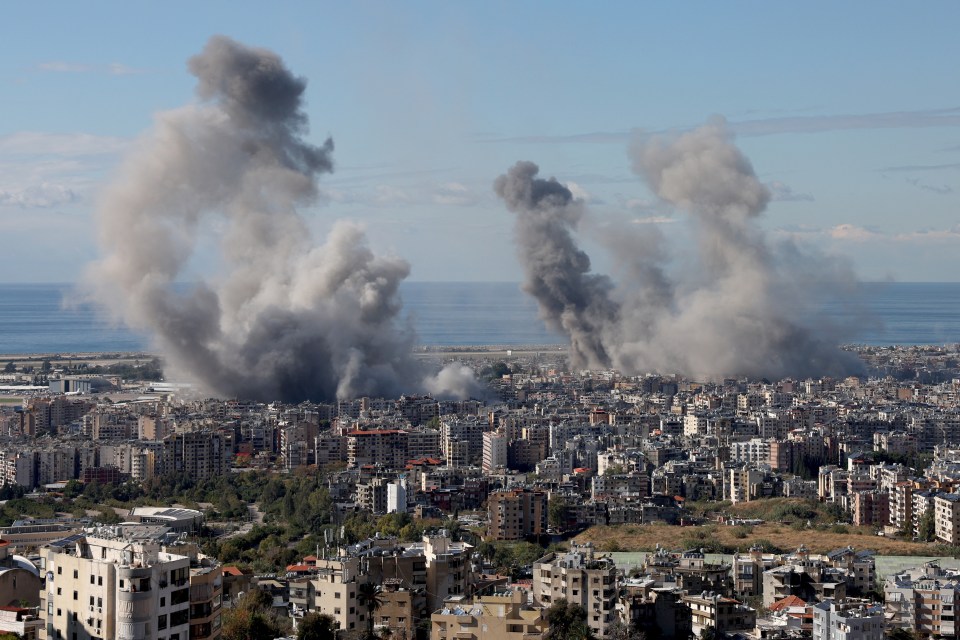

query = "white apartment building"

[
  {"left": 812, "top": 599, "right": 884, "bottom": 640},
  {"left": 481, "top": 430, "right": 507, "bottom": 473},
  {"left": 39, "top": 531, "right": 192, "bottom": 640},
  {"left": 730, "top": 438, "right": 771, "bottom": 465}
]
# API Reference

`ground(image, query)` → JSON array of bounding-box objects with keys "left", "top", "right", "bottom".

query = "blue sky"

[{"left": 1, "top": 2, "right": 959, "bottom": 282}]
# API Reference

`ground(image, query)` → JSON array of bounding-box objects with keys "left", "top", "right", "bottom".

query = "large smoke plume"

[
  {"left": 496, "top": 118, "right": 864, "bottom": 380},
  {"left": 87, "top": 35, "right": 477, "bottom": 402}
]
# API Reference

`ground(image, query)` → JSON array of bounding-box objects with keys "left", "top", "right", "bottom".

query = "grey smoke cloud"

[
  {"left": 494, "top": 161, "right": 619, "bottom": 370},
  {"left": 87, "top": 35, "right": 477, "bottom": 402},
  {"left": 496, "top": 118, "right": 864, "bottom": 380}
]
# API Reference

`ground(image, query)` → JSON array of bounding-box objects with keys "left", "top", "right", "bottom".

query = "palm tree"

[{"left": 357, "top": 582, "right": 385, "bottom": 640}]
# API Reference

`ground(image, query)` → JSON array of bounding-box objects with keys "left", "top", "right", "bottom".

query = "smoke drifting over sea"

[
  {"left": 87, "top": 36, "right": 477, "bottom": 402},
  {"left": 496, "top": 118, "right": 864, "bottom": 380}
]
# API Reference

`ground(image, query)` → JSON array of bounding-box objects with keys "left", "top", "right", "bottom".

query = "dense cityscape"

[
  {"left": 3, "top": 3, "right": 958, "bottom": 640},
  {"left": 0, "top": 344, "right": 956, "bottom": 639}
]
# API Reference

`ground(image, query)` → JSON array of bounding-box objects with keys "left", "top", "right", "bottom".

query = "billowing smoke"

[
  {"left": 494, "top": 162, "right": 619, "bottom": 370},
  {"left": 496, "top": 118, "right": 864, "bottom": 380},
  {"left": 87, "top": 35, "right": 477, "bottom": 402}
]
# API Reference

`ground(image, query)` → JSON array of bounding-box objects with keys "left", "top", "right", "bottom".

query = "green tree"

[
  {"left": 297, "top": 612, "right": 337, "bottom": 640},
  {"left": 357, "top": 582, "right": 384, "bottom": 640},
  {"left": 548, "top": 496, "right": 569, "bottom": 531},
  {"left": 544, "top": 599, "right": 596, "bottom": 640},
  {"left": 919, "top": 507, "right": 936, "bottom": 542},
  {"left": 2, "top": 362, "right": 14, "bottom": 373},
  {"left": 222, "top": 589, "right": 289, "bottom": 640}
]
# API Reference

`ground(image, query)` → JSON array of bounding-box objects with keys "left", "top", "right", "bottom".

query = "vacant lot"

[{"left": 575, "top": 522, "right": 938, "bottom": 555}]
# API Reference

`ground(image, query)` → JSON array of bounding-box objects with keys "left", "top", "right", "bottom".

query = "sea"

[{"left": 0, "top": 282, "right": 959, "bottom": 355}]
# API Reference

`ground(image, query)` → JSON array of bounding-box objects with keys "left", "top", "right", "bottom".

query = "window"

[
  {"left": 73, "top": 591, "right": 78, "bottom": 601},
  {"left": 161, "top": 597, "right": 166, "bottom": 607},
  {"left": 90, "top": 576, "right": 95, "bottom": 584},
  {"left": 98, "top": 576, "right": 103, "bottom": 586},
  {"left": 73, "top": 570, "right": 78, "bottom": 579},
  {"left": 158, "top": 614, "right": 167, "bottom": 630}
]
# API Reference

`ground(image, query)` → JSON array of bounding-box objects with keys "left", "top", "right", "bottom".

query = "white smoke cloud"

[
  {"left": 86, "top": 35, "right": 476, "bottom": 402},
  {"left": 496, "top": 118, "right": 864, "bottom": 380}
]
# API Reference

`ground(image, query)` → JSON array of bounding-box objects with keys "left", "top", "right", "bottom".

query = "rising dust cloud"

[
  {"left": 87, "top": 35, "right": 478, "bottom": 402},
  {"left": 496, "top": 118, "right": 865, "bottom": 380}
]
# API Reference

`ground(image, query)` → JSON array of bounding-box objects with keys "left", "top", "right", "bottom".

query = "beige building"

[
  {"left": 347, "top": 429, "right": 408, "bottom": 469},
  {"left": 188, "top": 561, "right": 223, "bottom": 640},
  {"left": 487, "top": 488, "right": 547, "bottom": 541},
  {"left": 682, "top": 593, "right": 756, "bottom": 637},
  {"left": 935, "top": 493, "right": 960, "bottom": 544},
  {"left": 532, "top": 543, "right": 617, "bottom": 638},
  {"left": 430, "top": 590, "right": 546, "bottom": 640},
  {"left": 39, "top": 532, "right": 193, "bottom": 640}
]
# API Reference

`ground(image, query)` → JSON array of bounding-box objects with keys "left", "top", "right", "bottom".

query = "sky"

[{"left": 1, "top": 2, "right": 959, "bottom": 283}]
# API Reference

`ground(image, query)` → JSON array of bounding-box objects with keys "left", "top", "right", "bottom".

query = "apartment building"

[
  {"left": 682, "top": 592, "right": 756, "bottom": 637},
  {"left": 811, "top": 599, "right": 883, "bottom": 640},
  {"left": 532, "top": 543, "right": 617, "bottom": 638},
  {"left": 935, "top": 493, "right": 960, "bottom": 544},
  {"left": 347, "top": 429, "right": 407, "bottom": 469},
  {"left": 39, "top": 531, "right": 192, "bottom": 640},
  {"left": 486, "top": 488, "right": 547, "bottom": 541},
  {"left": 885, "top": 562, "right": 960, "bottom": 638},
  {"left": 430, "top": 589, "right": 546, "bottom": 640}
]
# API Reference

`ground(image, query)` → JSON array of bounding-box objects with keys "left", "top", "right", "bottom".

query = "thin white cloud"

[
  {"left": 432, "top": 182, "right": 480, "bottom": 206},
  {"left": 324, "top": 180, "right": 484, "bottom": 209},
  {"left": 34, "top": 61, "right": 149, "bottom": 76},
  {"left": 776, "top": 223, "right": 960, "bottom": 245},
  {"left": 108, "top": 62, "right": 148, "bottom": 76},
  {"left": 768, "top": 180, "right": 814, "bottom": 202},
  {"left": 894, "top": 226, "right": 960, "bottom": 242},
  {"left": 0, "top": 131, "right": 129, "bottom": 157},
  {"left": 489, "top": 106, "right": 960, "bottom": 144},
  {"left": 0, "top": 131, "right": 128, "bottom": 210},
  {"left": 829, "top": 224, "right": 882, "bottom": 242},
  {"left": 0, "top": 183, "right": 79, "bottom": 208}
]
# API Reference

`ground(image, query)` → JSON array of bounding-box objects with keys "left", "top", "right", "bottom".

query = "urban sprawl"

[{"left": 0, "top": 345, "right": 960, "bottom": 640}]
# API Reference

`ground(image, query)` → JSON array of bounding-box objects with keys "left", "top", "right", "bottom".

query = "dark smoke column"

[
  {"left": 494, "top": 161, "right": 620, "bottom": 370},
  {"left": 87, "top": 36, "right": 473, "bottom": 402}
]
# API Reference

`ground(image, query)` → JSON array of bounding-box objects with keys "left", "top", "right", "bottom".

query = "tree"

[
  {"left": 544, "top": 599, "right": 596, "bottom": 640},
  {"left": 606, "top": 621, "right": 647, "bottom": 640},
  {"left": 548, "top": 496, "right": 569, "bottom": 531},
  {"left": 222, "top": 589, "right": 290, "bottom": 640},
  {"left": 41, "top": 360, "right": 52, "bottom": 373},
  {"left": 2, "top": 362, "right": 14, "bottom": 373},
  {"left": 297, "top": 612, "right": 337, "bottom": 640},
  {"left": 919, "top": 507, "right": 936, "bottom": 542},
  {"left": 357, "top": 582, "right": 384, "bottom": 640},
  {"left": 700, "top": 626, "right": 721, "bottom": 640}
]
